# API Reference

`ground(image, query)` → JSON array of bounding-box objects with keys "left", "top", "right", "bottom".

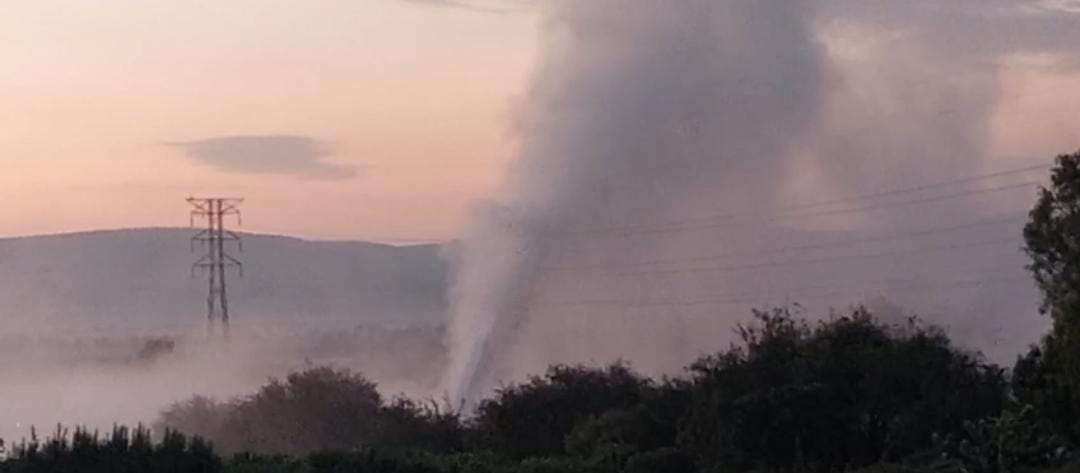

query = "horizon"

[{"left": 0, "top": 225, "right": 449, "bottom": 246}]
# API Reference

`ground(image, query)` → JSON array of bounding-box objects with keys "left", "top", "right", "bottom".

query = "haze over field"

[{"left": 0, "top": 229, "right": 449, "bottom": 440}]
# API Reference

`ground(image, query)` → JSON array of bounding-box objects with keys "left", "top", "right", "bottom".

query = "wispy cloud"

[
  {"left": 398, "top": 0, "right": 534, "bottom": 14},
  {"left": 1038, "top": 0, "right": 1080, "bottom": 13},
  {"left": 167, "top": 135, "right": 358, "bottom": 180}
]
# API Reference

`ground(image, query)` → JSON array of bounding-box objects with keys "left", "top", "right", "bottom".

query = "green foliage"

[
  {"left": 225, "top": 367, "right": 382, "bottom": 455},
  {"left": 0, "top": 425, "right": 220, "bottom": 473},
  {"left": 376, "top": 397, "right": 467, "bottom": 454},
  {"left": 156, "top": 367, "right": 465, "bottom": 456},
  {"left": 1013, "top": 343, "right": 1080, "bottom": 446},
  {"left": 932, "top": 405, "right": 1070, "bottom": 473},
  {"left": 1025, "top": 150, "right": 1080, "bottom": 323},
  {"left": 224, "top": 453, "right": 306, "bottom": 473},
  {"left": 623, "top": 448, "right": 696, "bottom": 473},
  {"left": 679, "top": 307, "right": 1006, "bottom": 472},
  {"left": 136, "top": 307, "right": 1022, "bottom": 472},
  {"left": 472, "top": 363, "right": 652, "bottom": 459},
  {"left": 1022, "top": 150, "right": 1080, "bottom": 446},
  {"left": 156, "top": 396, "right": 230, "bottom": 448},
  {"left": 563, "top": 380, "right": 690, "bottom": 469}
]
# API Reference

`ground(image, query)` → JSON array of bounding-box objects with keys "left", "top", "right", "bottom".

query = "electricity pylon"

[{"left": 188, "top": 197, "right": 243, "bottom": 338}]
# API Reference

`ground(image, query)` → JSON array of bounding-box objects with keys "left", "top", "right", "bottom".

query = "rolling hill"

[{"left": 0, "top": 228, "right": 449, "bottom": 331}]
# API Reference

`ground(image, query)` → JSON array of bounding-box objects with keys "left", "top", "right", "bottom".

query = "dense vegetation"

[
  {"left": 0, "top": 310, "right": 1055, "bottom": 473},
  {"left": 3, "top": 150, "right": 1080, "bottom": 472},
  {"left": 0, "top": 426, "right": 219, "bottom": 473}
]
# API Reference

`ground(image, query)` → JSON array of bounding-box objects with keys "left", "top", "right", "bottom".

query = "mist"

[
  {"left": 0, "top": 324, "right": 447, "bottom": 442},
  {"left": 444, "top": 0, "right": 1080, "bottom": 403},
  {"left": 0, "top": 230, "right": 449, "bottom": 441}
]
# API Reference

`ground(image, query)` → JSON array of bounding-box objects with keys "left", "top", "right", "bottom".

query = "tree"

[
  {"left": 1025, "top": 151, "right": 1080, "bottom": 325},
  {"left": 155, "top": 396, "right": 230, "bottom": 446},
  {"left": 932, "top": 405, "right": 1070, "bottom": 473},
  {"left": 209, "top": 367, "right": 383, "bottom": 455},
  {"left": 472, "top": 363, "right": 652, "bottom": 459},
  {"left": 157, "top": 367, "right": 467, "bottom": 457},
  {"left": 1021, "top": 150, "right": 1080, "bottom": 443},
  {"left": 677, "top": 307, "right": 1006, "bottom": 472}
]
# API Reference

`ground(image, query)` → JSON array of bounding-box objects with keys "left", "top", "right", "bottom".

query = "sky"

[
  {"left": 0, "top": 0, "right": 538, "bottom": 242},
  {"left": 1, "top": 0, "right": 1078, "bottom": 242}
]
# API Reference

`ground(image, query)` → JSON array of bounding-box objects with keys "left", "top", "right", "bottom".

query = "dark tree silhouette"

[{"left": 1019, "top": 150, "right": 1080, "bottom": 444}]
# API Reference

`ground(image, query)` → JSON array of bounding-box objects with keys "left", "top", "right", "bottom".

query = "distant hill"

[
  {"left": 0, "top": 228, "right": 448, "bottom": 331},
  {"left": 0, "top": 225, "right": 1046, "bottom": 366}
]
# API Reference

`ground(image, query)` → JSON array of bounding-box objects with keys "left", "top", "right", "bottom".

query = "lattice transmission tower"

[{"left": 188, "top": 197, "right": 244, "bottom": 337}]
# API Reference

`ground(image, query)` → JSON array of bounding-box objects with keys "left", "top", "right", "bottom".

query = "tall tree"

[
  {"left": 1025, "top": 150, "right": 1080, "bottom": 334},
  {"left": 1020, "top": 150, "right": 1080, "bottom": 442}
]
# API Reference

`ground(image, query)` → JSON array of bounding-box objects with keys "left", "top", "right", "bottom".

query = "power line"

[
  {"left": 587, "top": 163, "right": 1049, "bottom": 236},
  {"left": 544, "top": 273, "right": 1029, "bottom": 309},
  {"left": 773, "top": 162, "right": 1050, "bottom": 212},
  {"left": 549, "top": 213, "right": 1026, "bottom": 271},
  {"left": 610, "top": 180, "right": 1038, "bottom": 237},
  {"left": 530, "top": 164, "right": 1048, "bottom": 312},
  {"left": 596, "top": 162, "right": 1049, "bottom": 235},
  {"left": 552, "top": 263, "right": 1022, "bottom": 307},
  {"left": 611, "top": 238, "right": 1022, "bottom": 278},
  {"left": 750, "top": 263, "right": 1024, "bottom": 299}
]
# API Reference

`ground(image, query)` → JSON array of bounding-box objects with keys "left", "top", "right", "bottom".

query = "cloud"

[
  {"left": 167, "top": 135, "right": 358, "bottom": 180},
  {"left": 1039, "top": 0, "right": 1080, "bottom": 13},
  {"left": 398, "top": 0, "right": 534, "bottom": 14}
]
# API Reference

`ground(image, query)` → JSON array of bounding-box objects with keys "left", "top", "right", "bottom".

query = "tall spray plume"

[{"left": 444, "top": 0, "right": 1080, "bottom": 403}]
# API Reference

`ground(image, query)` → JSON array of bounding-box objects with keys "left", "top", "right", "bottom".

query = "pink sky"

[
  {"left": 0, "top": 1, "right": 538, "bottom": 242},
  {"left": 1, "top": 1, "right": 1077, "bottom": 242}
]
